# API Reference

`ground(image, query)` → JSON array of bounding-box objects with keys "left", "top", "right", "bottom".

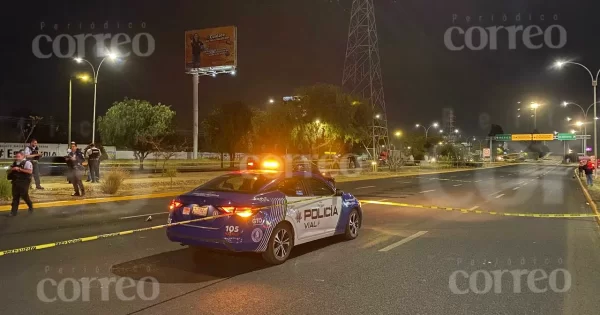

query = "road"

[{"left": 1, "top": 164, "right": 599, "bottom": 315}]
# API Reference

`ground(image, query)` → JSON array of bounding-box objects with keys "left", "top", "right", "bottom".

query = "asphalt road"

[{"left": 1, "top": 164, "right": 599, "bottom": 315}]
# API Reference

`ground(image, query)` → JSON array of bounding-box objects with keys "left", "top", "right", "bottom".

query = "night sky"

[{"left": 2, "top": 0, "right": 600, "bottom": 148}]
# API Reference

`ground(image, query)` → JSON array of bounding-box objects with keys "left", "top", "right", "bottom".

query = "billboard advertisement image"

[{"left": 185, "top": 26, "right": 237, "bottom": 71}]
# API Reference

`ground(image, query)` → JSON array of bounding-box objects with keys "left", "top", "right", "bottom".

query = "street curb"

[
  {"left": 1, "top": 163, "right": 516, "bottom": 212},
  {"left": 575, "top": 168, "right": 600, "bottom": 226}
]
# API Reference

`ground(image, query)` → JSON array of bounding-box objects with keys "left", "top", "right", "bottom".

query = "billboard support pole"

[{"left": 192, "top": 73, "right": 199, "bottom": 160}]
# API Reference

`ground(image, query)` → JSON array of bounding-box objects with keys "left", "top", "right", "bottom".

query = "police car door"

[
  {"left": 304, "top": 178, "right": 341, "bottom": 236},
  {"left": 275, "top": 177, "right": 321, "bottom": 242}
]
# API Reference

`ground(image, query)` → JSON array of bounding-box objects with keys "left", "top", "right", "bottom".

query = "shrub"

[
  {"left": 0, "top": 171, "right": 10, "bottom": 200},
  {"left": 163, "top": 167, "right": 178, "bottom": 187},
  {"left": 100, "top": 168, "right": 129, "bottom": 194}
]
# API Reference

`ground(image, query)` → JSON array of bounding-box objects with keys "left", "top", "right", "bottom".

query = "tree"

[
  {"left": 97, "top": 98, "right": 175, "bottom": 170},
  {"left": 147, "top": 134, "right": 188, "bottom": 173},
  {"left": 18, "top": 116, "right": 43, "bottom": 144},
  {"left": 202, "top": 101, "right": 253, "bottom": 167}
]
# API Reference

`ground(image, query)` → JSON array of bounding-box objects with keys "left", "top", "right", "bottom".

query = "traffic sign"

[
  {"left": 533, "top": 134, "right": 554, "bottom": 141},
  {"left": 512, "top": 134, "right": 532, "bottom": 141},
  {"left": 557, "top": 133, "right": 576, "bottom": 141},
  {"left": 495, "top": 134, "right": 511, "bottom": 141},
  {"left": 483, "top": 148, "right": 491, "bottom": 158}
]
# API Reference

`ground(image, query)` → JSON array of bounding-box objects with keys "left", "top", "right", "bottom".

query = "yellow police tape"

[
  {"left": 361, "top": 200, "right": 600, "bottom": 218},
  {"left": 0, "top": 195, "right": 326, "bottom": 257}
]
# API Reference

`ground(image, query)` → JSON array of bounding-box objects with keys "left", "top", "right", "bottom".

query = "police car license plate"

[
  {"left": 192, "top": 205, "right": 208, "bottom": 216},
  {"left": 182, "top": 207, "right": 191, "bottom": 215}
]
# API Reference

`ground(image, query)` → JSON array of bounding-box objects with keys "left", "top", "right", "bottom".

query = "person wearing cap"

[
  {"left": 6, "top": 150, "right": 34, "bottom": 216},
  {"left": 85, "top": 143, "right": 101, "bottom": 183},
  {"left": 66, "top": 142, "right": 86, "bottom": 196}
]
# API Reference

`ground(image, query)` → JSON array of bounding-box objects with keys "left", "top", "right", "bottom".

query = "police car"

[
  {"left": 166, "top": 170, "right": 362, "bottom": 264},
  {"left": 245, "top": 155, "right": 336, "bottom": 185}
]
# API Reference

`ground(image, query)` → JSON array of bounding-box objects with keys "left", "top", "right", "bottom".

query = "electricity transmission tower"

[{"left": 342, "top": 0, "right": 389, "bottom": 159}]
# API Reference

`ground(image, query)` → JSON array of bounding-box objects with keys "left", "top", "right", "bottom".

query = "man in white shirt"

[{"left": 24, "top": 138, "right": 44, "bottom": 189}]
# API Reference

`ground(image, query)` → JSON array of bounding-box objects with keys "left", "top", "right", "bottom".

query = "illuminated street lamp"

[
  {"left": 554, "top": 60, "right": 600, "bottom": 165},
  {"left": 74, "top": 52, "right": 119, "bottom": 143},
  {"left": 268, "top": 98, "right": 275, "bottom": 104},
  {"left": 375, "top": 114, "right": 381, "bottom": 119},
  {"left": 394, "top": 131, "right": 402, "bottom": 137},
  {"left": 415, "top": 122, "right": 438, "bottom": 139}
]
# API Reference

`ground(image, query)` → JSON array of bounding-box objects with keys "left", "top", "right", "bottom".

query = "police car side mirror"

[{"left": 335, "top": 189, "right": 343, "bottom": 196}]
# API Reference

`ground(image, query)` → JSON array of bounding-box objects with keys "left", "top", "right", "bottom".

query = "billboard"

[{"left": 185, "top": 26, "right": 237, "bottom": 71}]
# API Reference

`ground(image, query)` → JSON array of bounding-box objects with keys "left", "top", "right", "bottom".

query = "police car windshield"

[{"left": 194, "top": 173, "right": 278, "bottom": 193}]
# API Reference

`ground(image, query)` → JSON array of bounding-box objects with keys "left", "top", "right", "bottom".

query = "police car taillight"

[{"left": 169, "top": 199, "right": 183, "bottom": 211}]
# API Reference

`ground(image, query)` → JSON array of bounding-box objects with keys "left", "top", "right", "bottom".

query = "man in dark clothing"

[
  {"left": 66, "top": 142, "right": 85, "bottom": 196},
  {"left": 7, "top": 151, "right": 33, "bottom": 216},
  {"left": 24, "top": 138, "right": 44, "bottom": 189},
  {"left": 86, "top": 143, "right": 101, "bottom": 183}
]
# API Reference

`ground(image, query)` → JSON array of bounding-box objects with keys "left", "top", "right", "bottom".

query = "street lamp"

[
  {"left": 554, "top": 60, "right": 600, "bottom": 165},
  {"left": 415, "top": 122, "right": 438, "bottom": 139},
  {"left": 68, "top": 74, "right": 91, "bottom": 144},
  {"left": 394, "top": 131, "right": 402, "bottom": 137},
  {"left": 268, "top": 98, "right": 275, "bottom": 104},
  {"left": 530, "top": 102, "right": 541, "bottom": 129},
  {"left": 562, "top": 101, "right": 599, "bottom": 155},
  {"left": 375, "top": 114, "right": 381, "bottom": 119},
  {"left": 74, "top": 52, "right": 119, "bottom": 143}
]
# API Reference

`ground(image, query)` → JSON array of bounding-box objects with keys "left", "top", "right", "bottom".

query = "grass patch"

[{"left": 0, "top": 171, "right": 11, "bottom": 200}]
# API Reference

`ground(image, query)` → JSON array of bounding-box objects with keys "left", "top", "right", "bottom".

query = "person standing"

[
  {"left": 86, "top": 143, "right": 101, "bottom": 183},
  {"left": 24, "top": 138, "right": 44, "bottom": 190},
  {"left": 66, "top": 142, "right": 85, "bottom": 196},
  {"left": 6, "top": 151, "right": 33, "bottom": 216},
  {"left": 585, "top": 159, "right": 595, "bottom": 186}
]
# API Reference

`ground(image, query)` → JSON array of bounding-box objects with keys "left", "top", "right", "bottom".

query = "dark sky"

[{"left": 2, "top": 0, "right": 600, "bottom": 146}]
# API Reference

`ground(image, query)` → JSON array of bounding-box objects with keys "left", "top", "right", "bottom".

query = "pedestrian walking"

[
  {"left": 6, "top": 150, "right": 33, "bottom": 216},
  {"left": 24, "top": 138, "right": 44, "bottom": 190},
  {"left": 86, "top": 143, "right": 101, "bottom": 183},
  {"left": 585, "top": 159, "right": 595, "bottom": 186},
  {"left": 579, "top": 160, "right": 586, "bottom": 177},
  {"left": 66, "top": 142, "right": 85, "bottom": 196}
]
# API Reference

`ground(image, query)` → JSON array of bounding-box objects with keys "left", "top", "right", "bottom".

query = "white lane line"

[
  {"left": 488, "top": 190, "right": 503, "bottom": 196},
  {"left": 468, "top": 206, "right": 479, "bottom": 211},
  {"left": 379, "top": 231, "right": 429, "bottom": 252},
  {"left": 120, "top": 212, "right": 168, "bottom": 220},
  {"left": 453, "top": 184, "right": 463, "bottom": 187},
  {"left": 500, "top": 176, "right": 505, "bottom": 178},
  {"left": 495, "top": 194, "right": 505, "bottom": 199},
  {"left": 523, "top": 182, "right": 528, "bottom": 186},
  {"left": 356, "top": 185, "right": 376, "bottom": 190},
  {"left": 419, "top": 190, "right": 436, "bottom": 194},
  {"left": 474, "top": 180, "right": 482, "bottom": 183},
  {"left": 513, "top": 186, "right": 520, "bottom": 190}
]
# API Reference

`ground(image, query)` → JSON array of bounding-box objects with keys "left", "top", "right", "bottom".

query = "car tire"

[
  {"left": 261, "top": 223, "right": 294, "bottom": 265},
  {"left": 344, "top": 209, "right": 360, "bottom": 240}
]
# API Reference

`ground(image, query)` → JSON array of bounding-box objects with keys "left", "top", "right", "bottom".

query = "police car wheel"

[
  {"left": 262, "top": 224, "right": 294, "bottom": 265},
  {"left": 344, "top": 209, "right": 360, "bottom": 240}
]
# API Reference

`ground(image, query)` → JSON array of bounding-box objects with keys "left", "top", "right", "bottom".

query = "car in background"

[
  {"left": 38, "top": 156, "right": 69, "bottom": 176},
  {"left": 166, "top": 170, "right": 362, "bottom": 264}
]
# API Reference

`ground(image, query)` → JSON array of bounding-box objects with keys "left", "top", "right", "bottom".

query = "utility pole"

[{"left": 342, "top": 0, "right": 389, "bottom": 160}]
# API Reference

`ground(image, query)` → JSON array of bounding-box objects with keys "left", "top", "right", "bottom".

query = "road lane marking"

[
  {"left": 419, "top": 190, "right": 435, "bottom": 193},
  {"left": 120, "top": 212, "right": 168, "bottom": 220},
  {"left": 495, "top": 194, "right": 505, "bottom": 199},
  {"left": 469, "top": 206, "right": 479, "bottom": 211},
  {"left": 356, "top": 185, "right": 376, "bottom": 190},
  {"left": 488, "top": 190, "right": 503, "bottom": 196},
  {"left": 453, "top": 184, "right": 463, "bottom": 187},
  {"left": 513, "top": 187, "right": 521, "bottom": 191},
  {"left": 523, "top": 182, "right": 529, "bottom": 186},
  {"left": 379, "top": 231, "right": 428, "bottom": 252},
  {"left": 475, "top": 180, "right": 482, "bottom": 183}
]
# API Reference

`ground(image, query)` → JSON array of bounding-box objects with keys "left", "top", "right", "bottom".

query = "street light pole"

[
  {"left": 68, "top": 79, "right": 72, "bottom": 144},
  {"left": 555, "top": 61, "right": 600, "bottom": 174},
  {"left": 74, "top": 53, "right": 117, "bottom": 143}
]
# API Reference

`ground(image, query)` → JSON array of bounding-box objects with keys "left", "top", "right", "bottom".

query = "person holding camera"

[{"left": 7, "top": 150, "right": 34, "bottom": 217}]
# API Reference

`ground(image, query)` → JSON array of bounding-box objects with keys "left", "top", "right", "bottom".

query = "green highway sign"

[
  {"left": 557, "top": 133, "right": 577, "bottom": 141},
  {"left": 495, "top": 134, "right": 511, "bottom": 141}
]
